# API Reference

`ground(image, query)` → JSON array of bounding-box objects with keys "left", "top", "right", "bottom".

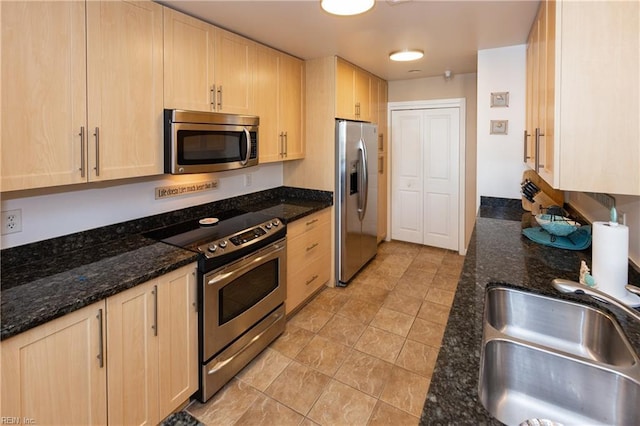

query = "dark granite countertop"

[
  {"left": 1, "top": 186, "right": 332, "bottom": 340},
  {"left": 421, "top": 197, "right": 640, "bottom": 425}
]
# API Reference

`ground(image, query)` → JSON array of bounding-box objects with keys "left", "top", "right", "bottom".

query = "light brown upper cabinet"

[
  {"left": 255, "top": 45, "right": 305, "bottom": 162},
  {"left": 526, "top": 0, "right": 639, "bottom": 195},
  {"left": 335, "top": 57, "right": 372, "bottom": 122},
  {"left": 525, "top": 0, "right": 555, "bottom": 186},
  {"left": 1, "top": 0, "right": 164, "bottom": 192},
  {"left": 163, "top": 8, "right": 255, "bottom": 115}
]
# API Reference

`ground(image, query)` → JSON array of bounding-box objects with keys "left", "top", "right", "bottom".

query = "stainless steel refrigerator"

[{"left": 336, "top": 120, "right": 378, "bottom": 286}]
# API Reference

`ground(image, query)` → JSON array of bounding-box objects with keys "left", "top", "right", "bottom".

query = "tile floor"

[{"left": 186, "top": 240, "right": 464, "bottom": 425}]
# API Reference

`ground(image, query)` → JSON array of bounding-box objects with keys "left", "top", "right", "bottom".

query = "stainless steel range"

[{"left": 147, "top": 211, "right": 286, "bottom": 402}]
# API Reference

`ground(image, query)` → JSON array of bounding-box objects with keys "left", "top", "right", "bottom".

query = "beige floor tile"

[
  {"left": 424, "top": 287, "right": 456, "bottom": 307},
  {"left": 380, "top": 367, "right": 431, "bottom": 417},
  {"left": 370, "top": 307, "right": 415, "bottom": 337},
  {"left": 401, "top": 268, "right": 436, "bottom": 287},
  {"left": 367, "top": 274, "right": 400, "bottom": 291},
  {"left": 307, "top": 380, "right": 378, "bottom": 426},
  {"left": 264, "top": 360, "right": 331, "bottom": 416},
  {"left": 409, "top": 257, "right": 440, "bottom": 274},
  {"left": 383, "top": 291, "right": 423, "bottom": 316},
  {"left": 367, "top": 400, "right": 420, "bottom": 426},
  {"left": 235, "top": 347, "right": 292, "bottom": 391},
  {"left": 376, "top": 254, "right": 414, "bottom": 278},
  {"left": 295, "top": 334, "right": 352, "bottom": 376},
  {"left": 349, "top": 284, "right": 390, "bottom": 306},
  {"left": 393, "top": 276, "right": 431, "bottom": 300},
  {"left": 395, "top": 339, "right": 439, "bottom": 378},
  {"left": 268, "top": 323, "right": 316, "bottom": 359},
  {"left": 407, "top": 317, "right": 446, "bottom": 348},
  {"left": 334, "top": 350, "right": 394, "bottom": 397},
  {"left": 417, "top": 301, "right": 451, "bottom": 326},
  {"left": 186, "top": 378, "right": 261, "bottom": 425},
  {"left": 306, "top": 287, "right": 351, "bottom": 313},
  {"left": 432, "top": 271, "right": 460, "bottom": 291},
  {"left": 337, "top": 298, "right": 382, "bottom": 325},
  {"left": 354, "top": 326, "right": 405, "bottom": 363},
  {"left": 318, "top": 312, "right": 367, "bottom": 347},
  {"left": 234, "top": 393, "right": 304, "bottom": 426},
  {"left": 288, "top": 304, "right": 334, "bottom": 333}
]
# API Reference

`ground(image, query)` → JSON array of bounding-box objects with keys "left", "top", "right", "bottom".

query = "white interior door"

[
  {"left": 390, "top": 111, "right": 423, "bottom": 244},
  {"left": 391, "top": 107, "right": 460, "bottom": 251}
]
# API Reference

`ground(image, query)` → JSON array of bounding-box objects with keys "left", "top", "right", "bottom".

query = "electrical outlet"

[
  {"left": 244, "top": 173, "right": 252, "bottom": 187},
  {"left": 1, "top": 209, "right": 22, "bottom": 235}
]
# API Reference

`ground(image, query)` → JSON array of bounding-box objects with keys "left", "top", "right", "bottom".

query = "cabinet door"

[
  {"left": 1, "top": 301, "right": 107, "bottom": 425},
  {"left": 157, "top": 265, "right": 199, "bottom": 419},
  {"left": 354, "top": 68, "right": 371, "bottom": 122},
  {"left": 214, "top": 28, "right": 255, "bottom": 114},
  {"left": 0, "top": 1, "right": 87, "bottom": 191},
  {"left": 106, "top": 280, "right": 159, "bottom": 426},
  {"left": 255, "top": 45, "right": 281, "bottom": 163},
  {"left": 86, "top": 0, "right": 164, "bottom": 182},
  {"left": 335, "top": 57, "right": 356, "bottom": 120},
  {"left": 377, "top": 79, "right": 388, "bottom": 242},
  {"left": 279, "top": 54, "right": 305, "bottom": 160},
  {"left": 538, "top": 0, "right": 555, "bottom": 184},
  {"left": 163, "top": 7, "right": 216, "bottom": 111}
]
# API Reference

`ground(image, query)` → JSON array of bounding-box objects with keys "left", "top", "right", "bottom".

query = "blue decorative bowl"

[{"left": 535, "top": 214, "right": 581, "bottom": 236}]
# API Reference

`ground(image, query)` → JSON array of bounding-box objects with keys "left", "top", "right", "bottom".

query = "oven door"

[
  {"left": 202, "top": 238, "right": 286, "bottom": 361},
  {"left": 169, "top": 122, "right": 258, "bottom": 174}
]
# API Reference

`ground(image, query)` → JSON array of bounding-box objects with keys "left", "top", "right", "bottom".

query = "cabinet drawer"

[
  {"left": 288, "top": 224, "right": 330, "bottom": 269},
  {"left": 287, "top": 208, "right": 331, "bottom": 239},
  {"left": 286, "top": 254, "right": 330, "bottom": 314}
]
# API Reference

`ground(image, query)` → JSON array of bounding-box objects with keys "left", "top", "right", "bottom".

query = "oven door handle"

[
  {"left": 207, "top": 243, "right": 285, "bottom": 286},
  {"left": 207, "top": 309, "right": 284, "bottom": 375}
]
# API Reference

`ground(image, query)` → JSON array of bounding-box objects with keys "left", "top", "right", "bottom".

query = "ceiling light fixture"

[
  {"left": 389, "top": 49, "right": 424, "bottom": 62},
  {"left": 321, "top": 0, "right": 375, "bottom": 16}
]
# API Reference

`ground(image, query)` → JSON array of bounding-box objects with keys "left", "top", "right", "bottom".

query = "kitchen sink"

[
  {"left": 479, "top": 286, "right": 640, "bottom": 425},
  {"left": 484, "top": 286, "right": 636, "bottom": 366}
]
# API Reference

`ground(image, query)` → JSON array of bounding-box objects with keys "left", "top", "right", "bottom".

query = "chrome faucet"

[{"left": 552, "top": 278, "right": 640, "bottom": 323}]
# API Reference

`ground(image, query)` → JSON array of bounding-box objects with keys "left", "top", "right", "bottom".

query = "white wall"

[
  {"left": 0, "top": 163, "right": 283, "bottom": 249},
  {"left": 476, "top": 45, "right": 528, "bottom": 204}
]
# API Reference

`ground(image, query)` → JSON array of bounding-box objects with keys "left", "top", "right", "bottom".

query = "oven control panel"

[{"left": 197, "top": 218, "right": 283, "bottom": 259}]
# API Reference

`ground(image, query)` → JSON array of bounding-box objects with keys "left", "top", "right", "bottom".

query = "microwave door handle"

[{"left": 241, "top": 128, "right": 251, "bottom": 166}]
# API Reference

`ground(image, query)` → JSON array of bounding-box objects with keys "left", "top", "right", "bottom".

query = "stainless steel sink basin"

[
  {"left": 484, "top": 286, "right": 636, "bottom": 366},
  {"left": 479, "top": 286, "right": 640, "bottom": 426},
  {"left": 480, "top": 340, "right": 640, "bottom": 425}
]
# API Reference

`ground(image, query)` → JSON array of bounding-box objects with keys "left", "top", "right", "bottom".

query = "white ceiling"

[{"left": 159, "top": 0, "right": 540, "bottom": 81}]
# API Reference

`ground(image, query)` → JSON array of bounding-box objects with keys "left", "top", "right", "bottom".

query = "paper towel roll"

[{"left": 592, "top": 221, "right": 629, "bottom": 299}]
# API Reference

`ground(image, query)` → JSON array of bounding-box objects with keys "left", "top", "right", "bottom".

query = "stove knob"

[
  {"left": 273, "top": 220, "right": 280, "bottom": 227},
  {"left": 265, "top": 223, "right": 273, "bottom": 230},
  {"left": 208, "top": 244, "right": 218, "bottom": 253},
  {"left": 219, "top": 240, "right": 227, "bottom": 249}
]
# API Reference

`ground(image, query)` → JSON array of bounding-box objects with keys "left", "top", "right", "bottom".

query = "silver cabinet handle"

[
  {"left": 210, "top": 85, "right": 216, "bottom": 111},
  {"left": 97, "top": 309, "right": 104, "bottom": 368},
  {"left": 283, "top": 131, "right": 288, "bottom": 158},
  {"left": 523, "top": 129, "right": 531, "bottom": 162},
  {"left": 152, "top": 285, "right": 158, "bottom": 336},
  {"left": 306, "top": 218, "right": 318, "bottom": 226},
  {"left": 79, "top": 126, "right": 86, "bottom": 177},
  {"left": 534, "top": 127, "right": 545, "bottom": 171},
  {"left": 217, "top": 85, "right": 223, "bottom": 110},
  {"left": 306, "top": 242, "right": 319, "bottom": 252},
  {"left": 93, "top": 127, "right": 100, "bottom": 176},
  {"left": 279, "top": 132, "right": 284, "bottom": 157},
  {"left": 378, "top": 134, "right": 383, "bottom": 152},
  {"left": 379, "top": 155, "right": 384, "bottom": 174},
  {"left": 306, "top": 275, "right": 319, "bottom": 285}
]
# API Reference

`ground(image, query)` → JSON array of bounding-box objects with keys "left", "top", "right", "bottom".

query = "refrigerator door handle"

[{"left": 358, "top": 138, "right": 368, "bottom": 221}]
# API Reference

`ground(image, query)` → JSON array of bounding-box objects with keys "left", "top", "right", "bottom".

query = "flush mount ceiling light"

[
  {"left": 321, "top": 0, "right": 375, "bottom": 16},
  {"left": 389, "top": 49, "right": 424, "bottom": 62}
]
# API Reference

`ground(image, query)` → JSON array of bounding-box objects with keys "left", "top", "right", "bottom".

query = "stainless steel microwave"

[{"left": 164, "top": 109, "right": 259, "bottom": 174}]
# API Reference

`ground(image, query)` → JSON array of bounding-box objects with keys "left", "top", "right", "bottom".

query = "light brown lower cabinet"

[
  {"left": 0, "top": 263, "right": 198, "bottom": 425},
  {"left": 286, "top": 208, "right": 331, "bottom": 314}
]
